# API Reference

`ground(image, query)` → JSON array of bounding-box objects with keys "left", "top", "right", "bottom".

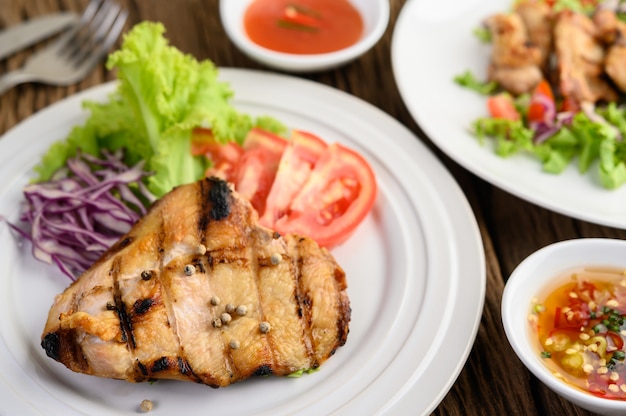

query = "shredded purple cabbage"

[{"left": 6, "top": 149, "right": 155, "bottom": 281}]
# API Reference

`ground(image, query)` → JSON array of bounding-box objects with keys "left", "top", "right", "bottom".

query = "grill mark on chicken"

[
  {"left": 191, "top": 257, "right": 206, "bottom": 274},
  {"left": 177, "top": 356, "right": 195, "bottom": 377},
  {"left": 253, "top": 364, "right": 272, "bottom": 376},
  {"left": 293, "top": 253, "right": 317, "bottom": 366},
  {"left": 108, "top": 236, "right": 134, "bottom": 256},
  {"left": 41, "top": 178, "right": 350, "bottom": 387},
  {"left": 41, "top": 332, "right": 60, "bottom": 361},
  {"left": 199, "top": 177, "right": 232, "bottom": 235},
  {"left": 151, "top": 356, "right": 170, "bottom": 372},
  {"left": 110, "top": 256, "right": 136, "bottom": 349},
  {"left": 247, "top": 239, "right": 278, "bottom": 376},
  {"left": 137, "top": 360, "right": 148, "bottom": 376},
  {"left": 208, "top": 177, "right": 232, "bottom": 221}
]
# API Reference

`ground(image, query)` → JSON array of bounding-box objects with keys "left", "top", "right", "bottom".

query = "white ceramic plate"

[
  {"left": 0, "top": 68, "right": 485, "bottom": 415},
  {"left": 392, "top": 0, "right": 626, "bottom": 228}
]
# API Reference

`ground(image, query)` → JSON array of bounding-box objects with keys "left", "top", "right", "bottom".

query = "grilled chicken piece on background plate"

[
  {"left": 554, "top": 9, "right": 618, "bottom": 105},
  {"left": 485, "top": 12, "right": 543, "bottom": 95},
  {"left": 514, "top": 0, "right": 554, "bottom": 72},
  {"left": 41, "top": 177, "right": 350, "bottom": 387},
  {"left": 594, "top": 7, "right": 626, "bottom": 93}
]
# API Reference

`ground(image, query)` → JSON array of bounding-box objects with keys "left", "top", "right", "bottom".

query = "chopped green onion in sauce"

[{"left": 530, "top": 267, "right": 626, "bottom": 400}]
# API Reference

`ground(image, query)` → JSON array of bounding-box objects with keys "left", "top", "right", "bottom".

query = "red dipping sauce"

[{"left": 243, "top": 0, "right": 363, "bottom": 55}]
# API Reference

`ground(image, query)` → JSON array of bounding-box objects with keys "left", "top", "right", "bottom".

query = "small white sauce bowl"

[
  {"left": 219, "top": 0, "right": 389, "bottom": 73},
  {"left": 502, "top": 238, "right": 626, "bottom": 416}
]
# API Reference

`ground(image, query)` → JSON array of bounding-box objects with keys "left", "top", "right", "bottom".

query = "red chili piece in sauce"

[
  {"left": 531, "top": 268, "right": 626, "bottom": 400},
  {"left": 244, "top": 0, "right": 363, "bottom": 54}
]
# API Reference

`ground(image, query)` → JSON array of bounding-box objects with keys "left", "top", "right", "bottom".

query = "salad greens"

[
  {"left": 34, "top": 21, "right": 284, "bottom": 197},
  {"left": 454, "top": 70, "right": 498, "bottom": 95},
  {"left": 470, "top": 95, "right": 626, "bottom": 189}
]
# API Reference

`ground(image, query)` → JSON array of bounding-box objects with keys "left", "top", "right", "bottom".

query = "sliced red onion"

[
  {"left": 531, "top": 110, "right": 576, "bottom": 144},
  {"left": 556, "top": 111, "right": 575, "bottom": 125},
  {"left": 5, "top": 149, "right": 155, "bottom": 281},
  {"left": 533, "top": 123, "right": 560, "bottom": 144}
]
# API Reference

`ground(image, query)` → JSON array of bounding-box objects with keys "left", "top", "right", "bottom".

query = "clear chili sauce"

[
  {"left": 530, "top": 267, "right": 626, "bottom": 399},
  {"left": 243, "top": 0, "right": 363, "bottom": 54}
]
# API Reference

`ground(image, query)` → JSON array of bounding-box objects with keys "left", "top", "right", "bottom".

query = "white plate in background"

[{"left": 392, "top": 0, "right": 626, "bottom": 228}]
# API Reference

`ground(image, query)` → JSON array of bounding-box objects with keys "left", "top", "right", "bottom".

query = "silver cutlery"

[
  {"left": 0, "top": 12, "right": 78, "bottom": 61},
  {"left": 0, "top": 0, "right": 128, "bottom": 95}
]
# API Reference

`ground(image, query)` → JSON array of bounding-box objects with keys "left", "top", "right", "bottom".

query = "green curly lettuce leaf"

[{"left": 34, "top": 21, "right": 285, "bottom": 197}]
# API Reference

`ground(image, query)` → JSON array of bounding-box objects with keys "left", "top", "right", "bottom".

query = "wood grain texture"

[{"left": 2, "top": 0, "right": 623, "bottom": 414}]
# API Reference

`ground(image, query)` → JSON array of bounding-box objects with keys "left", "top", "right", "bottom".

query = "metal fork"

[{"left": 0, "top": 0, "right": 128, "bottom": 95}]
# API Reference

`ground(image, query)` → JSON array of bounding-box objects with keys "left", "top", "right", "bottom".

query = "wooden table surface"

[{"left": 2, "top": 0, "right": 624, "bottom": 415}]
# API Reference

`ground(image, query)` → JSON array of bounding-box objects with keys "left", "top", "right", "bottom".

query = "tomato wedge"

[
  {"left": 235, "top": 128, "right": 288, "bottom": 215},
  {"left": 191, "top": 127, "right": 244, "bottom": 180},
  {"left": 273, "top": 142, "right": 377, "bottom": 248},
  {"left": 194, "top": 127, "right": 377, "bottom": 248},
  {"left": 487, "top": 93, "right": 520, "bottom": 121},
  {"left": 527, "top": 79, "right": 555, "bottom": 124},
  {"left": 260, "top": 130, "right": 327, "bottom": 227}
]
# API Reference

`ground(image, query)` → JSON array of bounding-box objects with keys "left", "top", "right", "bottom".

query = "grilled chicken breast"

[{"left": 41, "top": 177, "right": 350, "bottom": 387}]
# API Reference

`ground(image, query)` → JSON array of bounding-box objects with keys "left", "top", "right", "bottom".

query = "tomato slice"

[
  {"left": 192, "top": 127, "right": 377, "bottom": 248},
  {"left": 527, "top": 79, "right": 555, "bottom": 124},
  {"left": 487, "top": 93, "right": 520, "bottom": 121},
  {"left": 242, "top": 127, "right": 288, "bottom": 152},
  {"left": 273, "top": 142, "right": 377, "bottom": 248},
  {"left": 260, "top": 130, "right": 327, "bottom": 227},
  {"left": 191, "top": 127, "right": 244, "bottom": 181},
  {"left": 235, "top": 128, "right": 288, "bottom": 215}
]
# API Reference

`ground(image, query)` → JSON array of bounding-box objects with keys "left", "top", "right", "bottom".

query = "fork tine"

[
  {"left": 102, "top": 9, "right": 128, "bottom": 50},
  {"left": 68, "top": 0, "right": 121, "bottom": 63},
  {"left": 78, "top": 0, "right": 104, "bottom": 26},
  {"left": 77, "top": 8, "right": 128, "bottom": 72},
  {"left": 47, "top": 0, "right": 104, "bottom": 54}
]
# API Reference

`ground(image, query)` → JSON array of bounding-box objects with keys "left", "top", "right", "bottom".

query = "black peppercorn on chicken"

[{"left": 41, "top": 177, "right": 350, "bottom": 387}]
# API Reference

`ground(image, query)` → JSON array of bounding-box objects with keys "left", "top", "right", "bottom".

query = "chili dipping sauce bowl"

[
  {"left": 502, "top": 238, "right": 626, "bottom": 416},
  {"left": 219, "top": 0, "right": 389, "bottom": 73}
]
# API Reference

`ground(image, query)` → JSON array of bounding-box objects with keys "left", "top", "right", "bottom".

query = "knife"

[{"left": 0, "top": 12, "right": 78, "bottom": 61}]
